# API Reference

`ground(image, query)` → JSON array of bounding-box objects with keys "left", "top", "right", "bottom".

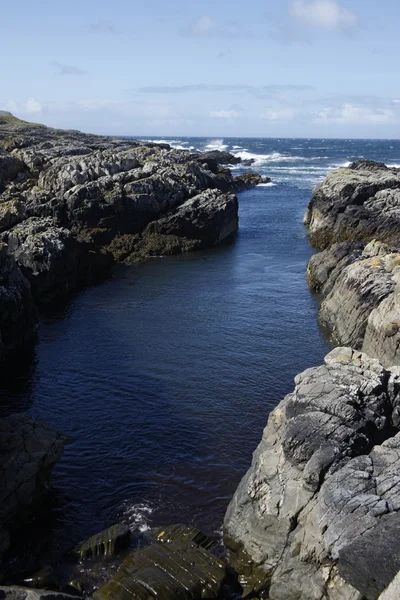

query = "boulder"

[
  {"left": 224, "top": 347, "right": 400, "bottom": 600},
  {"left": 0, "top": 588, "right": 76, "bottom": 600},
  {"left": 73, "top": 524, "right": 131, "bottom": 560}
]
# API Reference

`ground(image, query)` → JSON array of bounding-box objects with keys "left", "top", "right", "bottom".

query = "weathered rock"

[
  {"left": 0, "top": 414, "right": 66, "bottom": 565},
  {"left": 0, "top": 244, "right": 37, "bottom": 362},
  {"left": 307, "top": 240, "right": 400, "bottom": 366},
  {"left": 0, "top": 151, "right": 27, "bottom": 193},
  {"left": 144, "top": 189, "right": 238, "bottom": 250},
  {"left": 21, "top": 567, "right": 59, "bottom": 591},
  {"left": 93, "top": 532, "right": 228, "bottom": 600},
  {"left": 304, "top": 160, "right": 400, "bottom": 250},
  {"left": 73, "top": 524, "right": 131, "bottom": 560},
  {"left": 0, "top": 587, "right": 77, "bottom": 600},
  {"left": 224, "top": 347, "right": 400, "bottom": 600}
]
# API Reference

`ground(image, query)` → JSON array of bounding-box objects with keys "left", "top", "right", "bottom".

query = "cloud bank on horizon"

[{"left": 1, "top": 0, "right": 399, "bottom": 138}]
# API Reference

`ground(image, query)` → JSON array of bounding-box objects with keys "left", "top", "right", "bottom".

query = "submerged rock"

[
  {"left": 73, "top": 524, "right": 131, "bottom": 560},
  {"left": 224, "top": 347, "right": 400, "bottom": 600}
]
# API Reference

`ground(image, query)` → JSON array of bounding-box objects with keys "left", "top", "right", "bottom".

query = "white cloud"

[
  {"left": 315, "top": 104, "right": 398, "bottom": 125},
  {"left": 209, "top": 109, "right": 241, "bottom": 118},
  {"left": 290, "top": 0, "right": 358, "bottom": 29},
  {"left": 185, "top": 15, "right": 215, "bottom": 37},
  {"left": 260, "top": 108, "right": 297, "bottom": 120},
  {"left": 2, "top": 98, "right": 43, "bottom": 115}
]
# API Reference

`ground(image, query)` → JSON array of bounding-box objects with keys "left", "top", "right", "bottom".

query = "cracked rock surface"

[{"left": 224, "top": 347, "right": 400, "bottom": 600}]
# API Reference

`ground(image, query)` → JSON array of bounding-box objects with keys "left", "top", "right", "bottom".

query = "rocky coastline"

[
  {"left": 3, "top": 115, "right": 400, "bottom": 600},
  {"left": 0, "top": 114, "right": 268, "bottom": 598},
  {"left": 224, "top": 160, "right": 400, "bottom": 599}
]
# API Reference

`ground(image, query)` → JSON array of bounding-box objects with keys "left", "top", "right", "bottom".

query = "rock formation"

[
  {"left": 305, "top": 161, "right": 400, "bottom": 366},
  {"left": 0, "top": 113, "right": 265, "bottom": 360},
  {"left": 224, "top": 347, "right": 400, "bottom": 600},
  {"left": 0, "top": 414, "right": 66, "bottom": 569}
]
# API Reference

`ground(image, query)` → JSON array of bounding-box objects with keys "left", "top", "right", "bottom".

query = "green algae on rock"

[{"left": 73, "top": 524, "right": 131, "bottom": 560}]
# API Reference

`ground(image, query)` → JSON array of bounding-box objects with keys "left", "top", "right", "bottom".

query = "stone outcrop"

[
  {"left": 0, "top": 587, "right": 77, "bottom": 600},
  {"left": 224, "top": 347, "right": 400, "bottom": 600},
  {"left": 0, "top": 114, "right": 265, "bottom": 308},
  {"left": 304, "top": 160, "right": 400, "bottom": 250},
  {"left": 305, "top": 161, "right": 400, "bottom": 367},
  {"left": 0, "top": 414, "right": 66, "bottom": 567},
  {"left": 0, "top": 244, "right": 37, "bottom": 362},
  {"left": 307, "top": 240, "right": 400, "bottom": 366}
]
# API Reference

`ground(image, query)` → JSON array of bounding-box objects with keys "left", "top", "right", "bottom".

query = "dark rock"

[
  {"left": 339, "top": 512, "right": 400, "bottom": 600},
  {"left": 144, "top": 189, "right": 238, "bottom": 250},
  {"left": 73, "top": 524, "right": 131, "bottom": 560},
  {"left": 0, "top": 244, "right": 37, "bottom": 362},
  {"left": 0, "top": 414, "right": 66, "bottom": 566},
  {"left": 22, "top": 567, "right": 59, "bottom": 591}
]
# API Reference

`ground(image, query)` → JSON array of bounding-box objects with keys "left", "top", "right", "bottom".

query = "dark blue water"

[{"left": 3, "top": 137, "right": 400, "bottom": 556}]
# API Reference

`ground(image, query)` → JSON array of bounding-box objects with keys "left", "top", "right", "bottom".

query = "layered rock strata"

[{"left": 224, "top": 347, "right": 400, "bottom": 600}]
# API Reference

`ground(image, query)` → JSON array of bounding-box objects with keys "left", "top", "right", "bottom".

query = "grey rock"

[
  {"left": 145, "top": 189, "right": 238, "bottom": 248},
  {"left": 0, "top": 588, "right": 77, "bottom": 600},
  {"left": 307, "top": 240, "right": 400, "bottom": 366},
  {"left": 224, "top": 347, "right": 400, "bottom": 599},
  {"left": 304, "top": 160, "right": 400, "bottom": 250}
]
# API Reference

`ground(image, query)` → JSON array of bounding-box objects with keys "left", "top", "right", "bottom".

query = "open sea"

[{"left": 2, "top": 136, "right": 400, "bottom": 569}]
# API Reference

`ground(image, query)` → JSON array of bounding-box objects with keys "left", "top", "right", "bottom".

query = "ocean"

[{"left": 2, "top": 136, "right": 400, "bottom": 568}]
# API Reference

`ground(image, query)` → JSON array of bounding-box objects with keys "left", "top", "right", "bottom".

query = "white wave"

[
  {"left": 232, "top": 145, "right": 243, "bottom": 149},
  {"left": 233, "top": 150, "right": 310, "bottom": 166},
  {"left": 205, "top": 139, "right": 228, "bottom": 151},
  {"left": 119, "top": 501, "right": 154, "bottom": 532},
  {"left": 387, "top": 163, "right": 400, "bottom": 168},
  {"left": 329, "top": 161, "right": 351, "bottom": 169},
  {"left": 257, "top": 182, "right": 277, "bottom": 187}
]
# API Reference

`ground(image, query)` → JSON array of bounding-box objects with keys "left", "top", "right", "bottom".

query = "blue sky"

[{"left": 1, "top": 0, "right": 400, "bottom": 138}]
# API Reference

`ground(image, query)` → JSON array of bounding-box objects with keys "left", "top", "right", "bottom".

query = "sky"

[{"left": 1, "top": 0, "right": 400, "bottom": 138}]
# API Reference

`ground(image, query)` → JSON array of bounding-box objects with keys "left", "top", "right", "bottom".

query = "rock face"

[
  {"left": 0, "top": 244, "right": 37, "bottom": 362},
  {"left": 307, "top": 240, "right": 400, "bottom": 367},
  {"left": 224, "top": 347, "right": 400, "bottom": 600},
  {"left": 304, "top": 160, "right": 400, "bottom": 250},
  {"left": 0, "top": 414, "right": 66, "bottom": 566},
  {"left": 305, "top": 161, "right": 400, "bottom": 367}
]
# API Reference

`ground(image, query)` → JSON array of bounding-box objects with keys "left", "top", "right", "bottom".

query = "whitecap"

[
  {"left": 119, "top": 501, "right": 154, "bottom": 532},
  {"left": 257, "top": 182, "right": 277, "bottom": 187},
  {"left": 204, "top": 139, "right": 228, "bottom": 151}
]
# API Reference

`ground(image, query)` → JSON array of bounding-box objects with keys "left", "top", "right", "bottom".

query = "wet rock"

[
  {"left": 22, "top": 567, "right": 59, "bottom": 591},
  {"left": 148, "top": 524, "right": 216, "bottom": 551},
  {"left": 0, "top": 244, "right": 37, "bottom": 362},
  {"left": 224, "top": 347, "right": 400, "bottom": 599},
  {"left": 0, "top": 414, "right": 66, "bottom": 566},
  {"left": 73, "top": 524, "right": 131, "bottom": 560},
  {"left": 93, "top": 533, "right": 228, "bottom": 600},
  {"left": 304, "top": 160, "right": 400, "bottom": 250}
]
